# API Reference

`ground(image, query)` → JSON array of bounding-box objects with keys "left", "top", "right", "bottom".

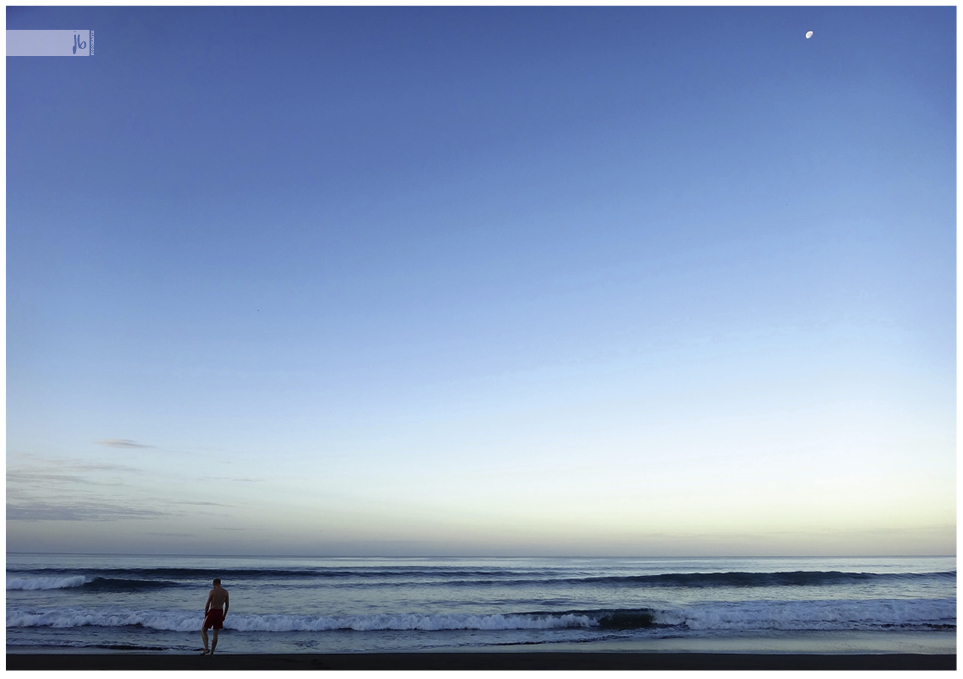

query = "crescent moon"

[{"left": 806, "top": 31, "right": 813, "bottom": 39}]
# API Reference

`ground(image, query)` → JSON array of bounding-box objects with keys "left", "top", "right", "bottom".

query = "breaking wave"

[
  {"left": 7, "top": 568, "right": 955, "bottom": 590},
  {"left": 7, "top": 577, "right": 87, "bottom": 591},
  {"left": 7, "top": 599, "right": 954, "bottom": 633},
  {"left": 7, "top": 576, "right": 179, "bottom": 592},
  {"left": 575, "top": 571, "right": 958, "bottom": 588},
  {"left": 7, "top": 607, "right": 597, "bottom": 632}
]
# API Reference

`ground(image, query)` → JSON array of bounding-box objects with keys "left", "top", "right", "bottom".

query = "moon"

[{"left": 805, "top": 30, "right": 814, "bottom": 39}]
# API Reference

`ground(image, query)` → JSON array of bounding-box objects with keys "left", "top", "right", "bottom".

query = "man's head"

[{"left": 213, "top": 578, "right": 221, "bottom": 586}]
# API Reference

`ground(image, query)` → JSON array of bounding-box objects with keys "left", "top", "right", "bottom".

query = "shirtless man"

[{"left": 201, "top": 578, "right": 230, "bottom": 655}]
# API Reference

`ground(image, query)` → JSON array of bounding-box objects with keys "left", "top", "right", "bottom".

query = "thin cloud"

[
  {"left": 7, "top": 470, "right": 125, "bottom": 488},
  {"left": 7, "top": 501, "right": 168, "bottom": 521},
  {"left": 8, "top": 458, "right": 143, "bottom": 474},
  {"left": 7, "top": 459, "right": 145, "bottom": 491},
  {"left": 95, "top": 439, "right": 155, "bottom": 449},
  {"left": 200, "top": 476, "right": 262, "bottom": 483},
  {"left": 68, "top": 461, "right": 145, "bottom": 473}
]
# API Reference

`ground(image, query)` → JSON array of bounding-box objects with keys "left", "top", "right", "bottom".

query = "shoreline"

[{"left": 6, "top": 652, "right": 957, "bottom": 671}]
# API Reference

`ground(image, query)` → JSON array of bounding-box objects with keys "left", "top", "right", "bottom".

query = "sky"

[{"left": 6, "top": 6, "right": 956, "bottom": 557}]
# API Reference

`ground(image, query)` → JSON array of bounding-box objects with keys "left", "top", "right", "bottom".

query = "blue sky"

[{"left": 6, "top": 6, "right": 956, "bottom": 556}]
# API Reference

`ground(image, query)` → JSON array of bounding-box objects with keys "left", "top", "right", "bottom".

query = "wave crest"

[
  {"left": 7, "top": 600, "right": 954, "bottom": 634},
  {"left": 6, "top": 607, "right": 597, "bottom": 632},
  {"left": 7, "top": 576, "right": 179, "bottom": 592},
  {"left": 582, "top": 571, "right": 957, "bottom": 588},
  {"left": 7, "top": 576, "right": 87, "bottom": 591}
]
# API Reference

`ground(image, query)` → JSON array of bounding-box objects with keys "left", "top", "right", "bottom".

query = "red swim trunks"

[{"left": 203, "top": 608, "right": 225, "bottom": 630}]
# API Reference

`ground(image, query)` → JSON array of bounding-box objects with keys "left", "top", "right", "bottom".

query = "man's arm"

[
  {"left": 223, "top": 591, "right": 229, "bottom": 617},
  {"left": 205, "top": 590, "right": 213, "bottom": 614}
]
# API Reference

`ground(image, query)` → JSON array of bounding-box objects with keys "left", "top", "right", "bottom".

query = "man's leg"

[
  {"left": 201, "top": 627, "right": 209, "bottom": 654},
  {"left": 211, "top": 629, "right": 219, "bottom": 654}
]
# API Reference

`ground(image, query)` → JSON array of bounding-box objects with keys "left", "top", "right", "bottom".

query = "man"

[{"left": 201, "top": 578, "right": 230, "bottom": 655}]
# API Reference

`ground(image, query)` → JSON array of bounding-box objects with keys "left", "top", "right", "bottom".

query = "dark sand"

[{"left": 6, "top": 652, "right": 956, "bottom": 671}]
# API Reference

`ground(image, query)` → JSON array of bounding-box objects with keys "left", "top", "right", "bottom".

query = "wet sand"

[{"left": 6, "top": 652, "right": 956, "bottom": 671}]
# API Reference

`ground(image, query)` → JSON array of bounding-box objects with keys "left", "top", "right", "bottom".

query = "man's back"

[{"left": 209, "top": 585, "right": 229, "bottom": 610}]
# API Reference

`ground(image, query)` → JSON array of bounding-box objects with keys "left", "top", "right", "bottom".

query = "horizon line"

[{"left": 6, "top": 551, "right": 956, "bottom": 559}]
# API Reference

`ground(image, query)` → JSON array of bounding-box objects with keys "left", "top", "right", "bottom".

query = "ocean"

[{"left": 6, "top": 554, "right": 955, "bottom": 656}]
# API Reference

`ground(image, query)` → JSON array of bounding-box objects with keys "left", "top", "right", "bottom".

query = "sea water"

[{"left": 6, "top": 554, "right": 955, "bottom": 655}]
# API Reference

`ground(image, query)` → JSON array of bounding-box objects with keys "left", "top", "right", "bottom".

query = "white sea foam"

[
  {"left": 654, "top": 598, "right": 956, "bottom": 632},
  {"left": 6, "top": 599, "right": 954, "bottom": 634},
  {"left": 228, "top": 612, "right": 596, "bottom": 632},
  {"left": 5, "top": 607, "right": 595, "bottom": 632},
  {"left": 7, "top": 576, "right": 87, "bottom": 591},
  {"left": 7, "top": 608, "right": 200, "bottom": 632}
]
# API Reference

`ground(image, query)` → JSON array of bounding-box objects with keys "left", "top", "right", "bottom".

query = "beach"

[{"left": 6, "top": 651, "right": 957, "bottom": 671}]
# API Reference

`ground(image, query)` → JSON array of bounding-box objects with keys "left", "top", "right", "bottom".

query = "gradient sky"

[{"left": 6, "top": 6, "right": 956, "bottom": 556}]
